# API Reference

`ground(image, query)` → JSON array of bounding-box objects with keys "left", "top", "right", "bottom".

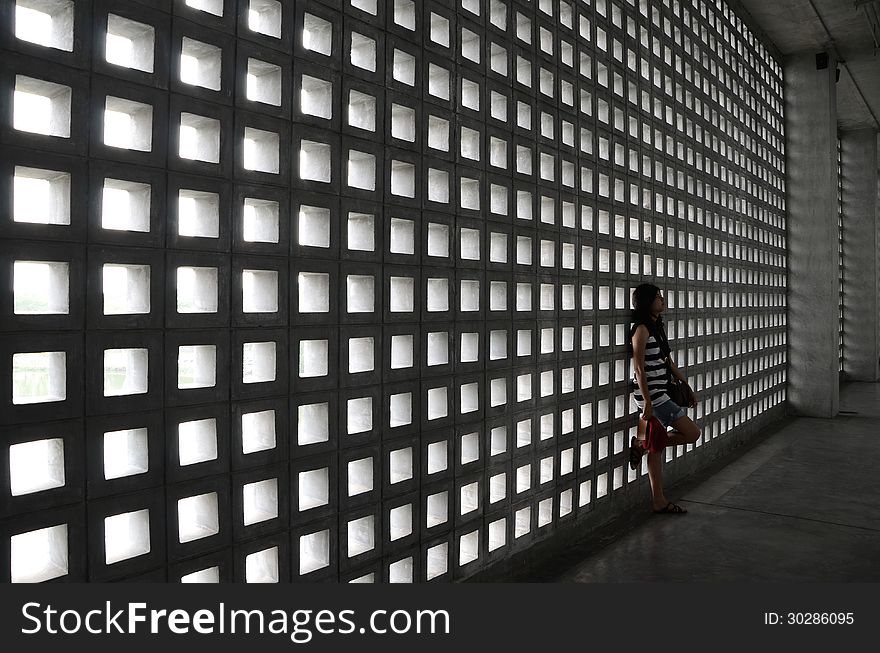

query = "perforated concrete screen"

[{"left": 0, "top": 0, "right": 785, "bottom": 582}]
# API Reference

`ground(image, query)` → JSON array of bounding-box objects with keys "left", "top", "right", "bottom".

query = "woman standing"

[{"left": 628, "top": 283, "right": 700, "bottom": 514}]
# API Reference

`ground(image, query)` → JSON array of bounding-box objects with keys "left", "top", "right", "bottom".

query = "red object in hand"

[{"left": 644, "top": 416, "right": 668, "bottom": 453}]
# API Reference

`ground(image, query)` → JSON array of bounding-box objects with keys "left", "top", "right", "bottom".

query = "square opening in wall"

[
  {"left": 389, "top": 504, "right": 412, "bottom": 541},
  {"left": 350, "top": 32, "right": 376, "bottom": 72},
  {"left": 102, "top": 178, "right": 151, "bottom": 232},
  {"left": 181, "top": 566, "right": 219, "bottom": 583},
  {"left": 241, "top": 410, "right": 276, "bottom": 454},
  {"left": 104, "top": 96, "right": 153, "bottom": 151},
  {"left": 242, "top": 478, "right": 278, "bottom": 525},
  {"left": 300, "top": 75, "right": 333, "bottom": 119},
  {"left": 346, "top": 396, "right": 372, "bottom": 434},
  {"left": 299, "top": 140, "right": 331, "bottom": 182},
  {"left": 106, "top": 14, "right": 155, "bottom": 72},
  {"left": 177, "top": 345, "right": 217, "bottom": 389},
  {"left": 427, "top": 332, "right": 447, "bottom": 366},
  {"left": 245, "top": 547, "right": 278, "bottom": 583},
  {"left": 427, "top": 116, "right": 449, "bottom": 151},
  {"left": 103, "top": 427, "right": 149, "bottom": 480},
  {"left": 460, "top": 177, "right": 480, "bottom": 210},
  {"left": 248, "top": 0, "right": 282, "bottom": 39},
  {"left": 347, "top": 150, "right": 376, "bottom": 190},
  {"left": 347, "top": 457, "right": 373, "bottom": 496},
  {"left": 348, "top": 90, "right": 376, "bottom": 132},
  {"left": 297, "top": 402, "right": 329, "bottom": 445},
  {"left": 13, "top": 76, "right": 71, "bottom": 137},
  {"left": 243, "top": 127, "right": 280, "bottom": 173},
  {"left": 9, "top": 438, "right": 64, "bottom": 496},
  {"left": 488, "top": 517, "right": 506, "bottom": 551},
  {"left": 298, "top": 205, "right": 330, "bottom": 248},
  {"left": 104, "top": 509, "right": 150, "bottom": 564},
  {"left": 347, "top": 212, "right": 374, "bottom": 251},
  {"left": 178, "top": 418, "right": 217, "bottom": 466},
  {"left": 103, "top": 348, "right": 149, "bottom": 397},
  {"left": 427, "top": 440, "right": 447, "bottom": 474},
  {"left": 13, "top": 260, "right": 68, "bottom": 315},
  {"left": 389, "top": 392, "right": 411, "bottom": 427},
  {"left": 12, "top": 351, "right": 66, "bottom": 405},
  {"left": 10, "top": 524, "right": 67, "bottom": 583},
  {"left": 460, "top": 481, "right": 479, "bottom": 514},
  {"left": 427, "top": 387, "right": 447, "bottom": 420},
  {"left": 348, "top": 336, "right": 374, "bottom": 373},
  {"left": 459, "top": 530, "right": 478, "bottom": 565},
  {"left": 490, "top": 378, "right": 506, "bottom": 406},
  {"left": 389, "top": 447, "right": 412, "bottom": 483},
  {"left": 460, "top": 280, "right": 480, "bottom": 312},
  {"left": 179, "top": 113, "right": 220, "bottom": 163},
  {"left": 180, "top": 37, "right": 222, "bottom": 90},
  {"left": 298, "top": 339, "right": 328, "bottom": 377},
  {"left": 460, "top": 383, "right": 479, "bottom": 413},
  {"left": 389, "top": 277, "right": 413, "bottom": 312},
  {"left": 426, "top": 491, "right": 447, "bottom": 528},
  {"left": 298, "top": 467, "right": 329, "bottom": 511},
  {"left": 246, "top": 59, "right": 282, "bottom": 106},
  {"left": 176, "top": 266, "right": 217, "bottom": 313},
  {"left": 489, "top": 471, "right": 506, "bottom": 502},
  {"left": 303, "top": 13, "right": 331, "bottom": 56},
  {"left": 242, "top": 269, "right": 278, "bottom": 313},
  {"left": 391, "top": 104, "right": 415, "bottom": 142},
  {"left": 242, "top": 341, "right": 276, "bottom": 383},
  {"left": 177, "top": 492, "right": 219, "bottom": 543},
  {"left": 390, "top": 160, "right": 415, "bottom": 198},
  {"left": 178, "top": 189, "right": 219, "bottom": 238},
  {"left": 461, "top": 78, "right": 480, "bottom": 111},
  {"left": 460, "top": 432, "right": 479, "bottom": 465},
  {"left": 389, "top": 218, "right": 414, "bottom": 254},
  {"left": 13, "top": 166, "right": 70, "bottom": 225},
  {"left": 390, "top": 334, "right": 413, "bottom": 369},
  {"left": 347, "top": 515, "right": 374, "bottom": 557},
  {"left": 185, "top": 0, "right": 223, "bottom": 16},
  {"left": 428, "top": 64, "right": 450, "bottom": 101},
  {"left": 243, "top": 198, "right": 279, "bottom": 243},
  {"left": 346, "top": 275, "right": 374, "bottom": 313},
  {"left": 392, "top": 49, "right": 415, "bottom": 85},
  {"left": 427, "top": 223, "right": 449, "bottom": 257},
  {"left": 14, "top": 0, "right": 73, "bottom": 51},
  {"left": 427, "top": 168, "right": 449, "bottom": 203},
  {"left": 394, "top": 0, "right": 416, "bottom": 29},
  {"left": 299, "top": 529, "right": 330, "bottom": 574}
]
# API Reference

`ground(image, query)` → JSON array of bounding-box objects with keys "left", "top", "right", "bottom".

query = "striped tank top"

[{"left": 632, "top": 328, "right": 670, "bottom": 409}]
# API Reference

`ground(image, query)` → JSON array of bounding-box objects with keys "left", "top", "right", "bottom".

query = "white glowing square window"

[
  {"left": 243, "top": 478, "right": 278, "bottom": 525},
  {"left": 243, "top": 198, "right": 279, "bottom": 243},
  {"left": 299, "top": 468, "right": 329, "bottom": 511},
  {"left": 348, "top": 457, "right": 373, "bottom": 496},
  {"left": 300, "top": 74, "right": 332, "bottom": 119},
  {"left": 9, "top": 438, "right": 64, "bottom": 496},
  {"left": 13, "top": 166, "right": 70, "bottom": 225},
  {"left": 181, "top": 566, "right": 219, "bottom": 583},
  {"left": 13, "top": 76, "right": 71, "bottom": 137},
  {"left": 179, "top": 113, "right": 220, "bottom": 163},
  {"left": 426, "top": 490, "right": 447, "bottom": 527},
  {"left": 394, "top": 0, "right": 416, "bottom": 29},
  {"left": 246, "top": 58, "right": 282, "bottom": 106},
  {"left": 348, "top": 337, "right": 374, "bottom": 374},
  {"left": 248, "top": 0, "right": 282, "bottom": 38},
  {"left": 13, "top": 260, "right": 68, "bottom": 315},
  {"left": 297, "top": 402, "right": 329, "bottom": 445},
  {"left": 390, "top": 447, "right": 413, "bottom": 483},
  {"left": 103, "top": 95, "right": 153, "bottom": 151},
  {"left": 178, "top": 418, "right": 217, "bottom": 466},
  {"left": 180, "top": 37, "right": 221, "bottom": 90},
  {"left": 347, "top": 150, "right": 376, "bottom": 190},
  {"left": 391, "top": 104, "right": 416, "bottom": 141},
  {"left": 346, "top": 396, "right": 372, "bottom": 434},
  {"left": 243, "top": 127, "right": 280, "bottom": 173},
  {"left": 10, "top": 523, "right": 68, "bottom": 583},
  {"left": 390, "top": 504, "right": 413, "bottom": 541},
  {"left": 241, "top": 410, "right": 275, "bottom": 454},
  {"left": 347, "top": 515, "right": 375, "bottom": 557},
  {"left": 245, "top": 547, "right": 278, "bottom": 583},
  {"left": 177, "top": 492, "right": 219, "bottom": 543},
  {"left": 393, "top": 49, "right": 416, "bottom": 85},
  {"left": 348, "top": 90, "right": 376, "bottom": 131},
  {"left": 176, "top": 266, "right": 217, "bottom": 313},
  {"left": 298, "top": 339, "right": 328, "bottom": 377},
  {"left": 390, "top": 217, "right": 414, "bottom": 254},
  {"left": 103, "top": 348, "right": 149, "bottom": 397},
  {"left": 303, "top": 13, "right": 331, "bottom": 55},
  {"left": 185, "top": 0, "right": 223, "bottom": 16},
  {"left": 177, "top": 345, "right": 217, "bottom": 389},
  {"left": 12, "top": 351, "right": 66, "bottom": 405},
  {"left": 390, "top": 334, "right": 414, "bottom": 369},
  {"left": 390, "top": 276, "right": 414, "bottom": 312},
  {"left": 103, "top": 427, "right": 148, "bottom": 480},
  {"left": 102, "top": 178, "right": 151, "bottom": 232},
  {"left": 105, "top": 14, "right": 155, "bottom": 72},
  {"left": 389, "top": 392, "right": 412, "bottom": 427},
  {"left": 298, "top": 204, "right": 330, "bottom": 248},
  {"left": 350, "top": 32, "right": 377, "bottom": 71},
  {"left": 104, "top": 509, "right": 151, "bottom": 564},
  {"left": 178, "top": 189, "right": 219, "bottom": 238},
  {"left": 299, "top": 140, "right": 332, "bottom": 182},
  {"left": 391, "top": 160, "right": 415, "bottom": 197},
  {"left": 299, "top": 529, "right": 330, "bottom": 574},
  {"left": 347, "top": 275, "right": 375, "bottom": 313},
  {"left": 459, "top": 530, "right": 478, "bottom": 565},
  {"left": 243, "top": 341, "right": 276, "bottom": 383},
  {"left": 14, "top": 0, "right": 73, "bottom": 51},
  {"left": 242, "top": 269, "right": 278, "bottom": 313}
]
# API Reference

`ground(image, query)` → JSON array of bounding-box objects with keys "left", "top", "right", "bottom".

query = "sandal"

[
  {"left": 653, "top": 502, "right": 687, "bottom": 515},
  {"left": 629, "top": 436, "right": 644, "bottom": 470}
]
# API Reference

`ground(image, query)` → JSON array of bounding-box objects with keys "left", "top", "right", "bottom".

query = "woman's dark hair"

[{"left": 631, "top": 283, "right": 663, "bottom": 328}]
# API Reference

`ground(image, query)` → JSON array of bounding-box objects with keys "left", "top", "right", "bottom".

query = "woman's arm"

[
  {"left": 667, "top": 356, "right": 687, "bottom": 383},
  {"left": 631, "top": 325, "right": 653, "bottom": 415}
]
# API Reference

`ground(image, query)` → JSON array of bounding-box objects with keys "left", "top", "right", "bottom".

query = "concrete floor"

[{"left": 550, "top": 382, "right": 880, "bottom": 582}]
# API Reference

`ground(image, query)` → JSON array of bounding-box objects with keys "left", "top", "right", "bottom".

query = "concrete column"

[
  {"left": 840, "top": 129, "right": 880, "bottom": 381},
  {"left": 784, "top": 53, "right": 840, "bottom": 417}
]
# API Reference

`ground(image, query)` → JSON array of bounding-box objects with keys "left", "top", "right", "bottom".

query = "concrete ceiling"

[{"left": 736, "top": 0, "right": 880, "bottom": 131}]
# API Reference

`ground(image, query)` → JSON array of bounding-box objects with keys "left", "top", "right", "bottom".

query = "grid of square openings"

[
  {"left": 836, "top": 135, "right": 844, "bottom": 374},
  {"left": 0, "top": 0, "right": 786, "bottom": 584}
]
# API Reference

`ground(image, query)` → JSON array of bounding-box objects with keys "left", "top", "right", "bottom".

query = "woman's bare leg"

[{"left": 647, "top": 450, "right": 667, "bottom": 509}]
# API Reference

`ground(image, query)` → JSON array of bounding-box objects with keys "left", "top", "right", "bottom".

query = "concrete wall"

[{"left": 784, "top": 53, "right": 840, "bottom": 417}]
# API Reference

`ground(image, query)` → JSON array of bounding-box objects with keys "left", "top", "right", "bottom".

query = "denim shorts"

[{"left": 652, "top": 399, "right": 686, "bottom": 428}]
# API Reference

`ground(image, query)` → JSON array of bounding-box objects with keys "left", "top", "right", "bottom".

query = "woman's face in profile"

[{"left": 652, "top": 292, "right": 665, "bottom": 315}]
